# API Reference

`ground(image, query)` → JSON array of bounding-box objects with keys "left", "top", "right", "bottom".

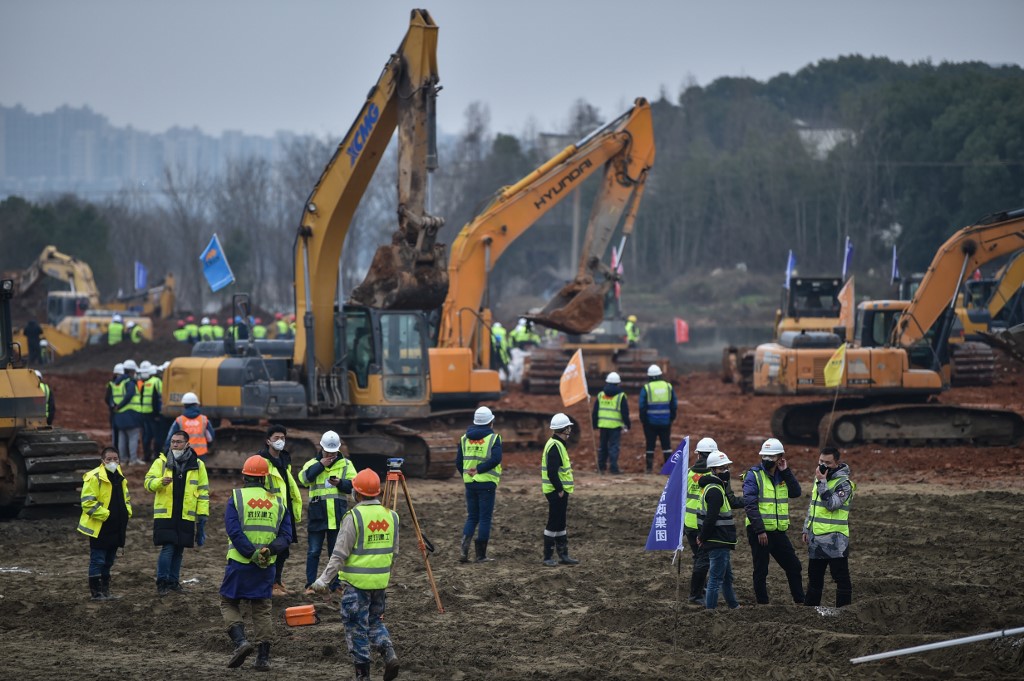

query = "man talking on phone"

[
  {"left": 802, "top": 446, "right": 855, "bottom": 607},
  {"left": 742, "top": 438, "right": 805, "bottom": 605},
  {"left": 298, "top": 430, "right": 356, "bottom": 596}
]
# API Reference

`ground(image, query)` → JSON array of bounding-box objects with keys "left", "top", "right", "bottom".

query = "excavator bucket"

[
  {"left": 981, "top": 322, "right": 1024, "bottom": 364},
  {"left": 349, "top": 239, "right": 449, "bottom": 310},
  {"left": 528, "top": 280, "right": 610, "bottom": 335}
]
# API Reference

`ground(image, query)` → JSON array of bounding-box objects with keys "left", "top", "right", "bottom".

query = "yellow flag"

[
  {"left": 559, "top": 349, "right": 589, "bottom": 407},
  {"left": 837, "top": 276, "right": 855, "bottom": 341},
  {"left": 823, "top": 342, "right": 847, "bottom": 388}
]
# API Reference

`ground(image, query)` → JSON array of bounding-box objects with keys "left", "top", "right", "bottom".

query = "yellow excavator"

[
  {"left": 754, "top": 208, "right": 1024, "bottom": 448},
  {"left": 432, "top": 98, "right": 656, "bottom": 403},
  {"left": 0, "top": 279, "right": 100, "bottom": 517}
]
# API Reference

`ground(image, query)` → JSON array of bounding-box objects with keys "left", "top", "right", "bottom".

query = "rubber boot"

[
  {"left": 645, "top": 451, "right": 654, "bottom": 474},
  {"left": 226, "top": 623, "right": 255, "bottom": 668},
  {"left": 156, "top": 579, "right": 170, "bottom": 597},
  {"left": 459, "top": 535, "right": 472, "bottom": 563},
  {"left": 253, "top": 641, "right": 270, "bottom": 671},
  {"left": 556, "top": 537, "right": 580, "bottom": 565},
  {"left": 688, "top": 568, "right": 708, "bottom": 604},
  {"left": 101, "top": 575, "right": 122, "bottom": 601},
  {"left": 89, "top": 576, "right": 107, "bottom": 601},
  {"left": 354, "top": 663, "right": 371, "bottom": 681},
  {"left": 542, "top": 536, "right": 557, "bottom": 567},
  {"left": 475, "top": 539, "right": 494, "bottom": 563},
  {"left": 381, "top": 643, "right": 400, "bottom": 681}
]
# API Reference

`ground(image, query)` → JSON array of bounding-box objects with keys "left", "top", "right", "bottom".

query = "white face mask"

[
  {"left": 104, "top": 462, "right": 118, "bottom": 472},
  {"left": 271, "top": 439, "right": 286, "bottom": 451},
  {"left": 172, "top": 449, "right": 187, "bottom": 460}
]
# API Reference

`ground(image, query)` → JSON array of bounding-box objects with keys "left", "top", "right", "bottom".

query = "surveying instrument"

[{"left": 382, "top": 458, "right": 444, "bottom": 613}]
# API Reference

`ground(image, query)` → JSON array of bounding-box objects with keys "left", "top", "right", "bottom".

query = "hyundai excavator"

[
  {"left": 0, "top": 279, "right": 100, "bottom": 517},
  {"left": 754, "top": 208, "right": 1024, "bottom": 448},
  {"left": 432, "top": 98, "right": 656, "bottom": 404}
]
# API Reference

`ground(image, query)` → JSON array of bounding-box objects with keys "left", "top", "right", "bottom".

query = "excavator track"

[
  {"left": 769, "top": 399, "right": 870, "bottom": 446},
  {"left": 524, "top": 347, "right": 664, "bottom": 395},
  {"left": 818, "top": 403, "right": 1024, "bottom": 448},
  {"left": 950, "top": 341, "right": 995, "bottom": 386},
  {"left": 1, "top": 428, "right": 99, "bottom": 518}
]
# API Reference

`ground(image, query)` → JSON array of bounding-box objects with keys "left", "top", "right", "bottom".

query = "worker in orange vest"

[{"left": 164, "top": 392, "right": 214, "bottom": 456}]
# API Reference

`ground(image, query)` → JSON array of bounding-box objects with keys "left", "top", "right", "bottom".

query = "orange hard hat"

[
  {"left": 242, "top": 455, "right": 269, "bottom": 476},
  {"left": 352, "top": 468, "right": 381, "bottom": 497}
]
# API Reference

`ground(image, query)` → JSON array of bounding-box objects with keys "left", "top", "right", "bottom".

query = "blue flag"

[
  {"left": 890, "top": 244, "right": 900, "bottom": 285},
  {"left": 645, "top": 436, "right": 689, "bottom": 551},
  {"left": 134, "top": 260, "right": 148, "bottom": 291},
  {"left": 842, "top": 236, "right": 854, "bottom": 279},
  {"left": 784, "top": 250, "right": 797, "bottom": 290},
  {"left": 200, "top": 233, "right": 235, "bottom": 292}
]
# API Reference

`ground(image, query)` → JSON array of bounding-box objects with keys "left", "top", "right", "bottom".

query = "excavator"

[
  {"left": 432, "top": 98, "right": 656, "bottom": 404},
  {"left": 754, "top": 208, "right": 1024, "bottom": 448},
  {"left": 0, "top": 278, "right": 100, "bottom": 517}
]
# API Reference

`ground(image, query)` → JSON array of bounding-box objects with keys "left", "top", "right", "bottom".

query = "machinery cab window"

[
  {"left": 344, "top": 309, "right": 375, "bottom": 389},
  {"left": 379, "top": 312, "right": 426, "bottom": 401},
  {"left": 786, "top": 278, "right": 842, "bottom": 318}
]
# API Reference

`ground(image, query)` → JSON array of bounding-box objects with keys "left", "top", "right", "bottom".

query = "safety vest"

[
  {"left": 107, "top": 321, "right": 124, "bottom": 345},
  {"left": 212, "top": 325, "right": 225, "bottom": 339},
  {"left": 252, "top": 324, "right": 267, "bottom": 339},
  {"left": 596, "top": 392, "right": 625, "bottom": 429},
  {"left": 643, "top": 380, "right": 672, "bottom": 424},
  {"left": 625, "top": 320, "right": 639, "bottom": 343},
  {"left": 263, "top": 457, "right": 303, "bottom": 524},
  {"left": 39, "top": 382, "right": 51, "bottom": 421},
  {"left": 173, "top": 327, "right": 189, "bottom": 341},
  {"left": 144, "top": 454, "right": 210, "bottom": 521},
  {"left": 338, "top": 503, "right": 398, "bottom": 590},
  {"left": 198, "top": 324, "right": 214, "bottom": 341},
  {"left": 697, "top": 482, "right": 737, "bottom": 547},
  {"left": 226, "top": 487, "right": 284, "bottom": 564},
  {"left": 77, "top": 465, "right": 133, "bottom": 537},
  {"left": 129, "top": 325, "right": 143, "bottom": 343},
  {"left": 184, "top": 323, "right": 199, "bottom": 340},
  {"left": 460, "top": 433, "right": 502, "bottom": 485},
  {"left": 299, "top": 456, "right": 356, "bottom": 531},
  {"left": 111, "top": 378, "right": 138, "bottom": 414},
  {"left": 744, "top": 468, "right": 791, "bottom": 531},
  {"left": 174, "top": 414, "right": 210, "bottom": 456},
  {"left": 275, "top": 320, "right": 290, "bottom": 337},
  {"left": 541, "top": 437, "right": 574, "bottom": 494},
  {"left": 683, "top": 467, "right": 705, "bottom": 530},
  {"left": 140, "top": 377, "right": 160, "bottom": 414},
  {"left": 509, "top": 326, "right": 528, "bottom": 345},
  {"left": 808, "top": 476, "right": 856, "bottom": 537}
]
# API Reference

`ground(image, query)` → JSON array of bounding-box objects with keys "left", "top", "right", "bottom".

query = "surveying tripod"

[{"left": 382, "top": 458, "right": 444, "bottom": 613}]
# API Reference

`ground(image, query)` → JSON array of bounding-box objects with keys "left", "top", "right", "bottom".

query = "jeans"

[
  {"left": 705, "top": 548, "right": 739, "bottom": 609},
  {"left": 598, "top": 429, "right": 622, "bottom": 473},
  {"left": 88, "top": 546, "right": 118, "bottom": 578},
  {"left": 306, "top": 529, "right": 339, "bottom": 588},
  {"left": 462, "top": 485, "right": 496, "bottom": 541},
  {"left": 156, "top": 543, "right": 185, "bottom": 583},
  {"left": 747, "top": 526, "right": 805, "bottom": 604}
]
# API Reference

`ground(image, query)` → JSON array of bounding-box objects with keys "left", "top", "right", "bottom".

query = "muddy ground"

[{"left": 3, "top": 349, "right": 1023, "bottom": 679}]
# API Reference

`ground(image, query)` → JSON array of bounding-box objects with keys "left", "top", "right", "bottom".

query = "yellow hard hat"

[{"left": 627, "top": 315, "right": 637, "bottom": 322}]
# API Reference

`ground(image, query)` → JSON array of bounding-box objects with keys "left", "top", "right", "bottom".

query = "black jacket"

[{"left": 152, "top": 449, "right": 202, "bottom": 547}]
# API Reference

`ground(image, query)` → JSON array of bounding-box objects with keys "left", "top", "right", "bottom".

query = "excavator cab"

[{"left": 46, "top": 291, "right": 90, "bottom": 325}]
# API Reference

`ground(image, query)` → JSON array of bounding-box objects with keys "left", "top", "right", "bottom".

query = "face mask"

[
  {"left": 717, "top": 470, "right": 730, "bottom": 483},
  {"left": 761, "top": 458, "right": 776, "bottom": 470},
  {"left": 104, "top": 462, "right": 118, "bottom": 472},
  {"left": 271, "top": 439, "right": 286, "bottom": 452},
  {"left": 172, "top": 449, "right": 187, "bottom": 460}
]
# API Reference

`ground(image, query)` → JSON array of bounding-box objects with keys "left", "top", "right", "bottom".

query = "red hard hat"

[
  {"left": 255, "top": 317, "right": 263, "bottom": 324},
  {"left": 210, "top": 317, "right": 219, "bottom": 324},
  {"left": 186, "top": 315, "right": 195, "bottom": 323},
  {"left": 353, "top": 469, "right": 381, "bottom": 497},
  {"left": 177, "top": 320, "right": 185, "bottom": 328},
  {"left": 275, "top": 312, "right": 283, "bottom": 320},
  {"left": 242, "top": 455, "right": 269, "bottom": 476}
]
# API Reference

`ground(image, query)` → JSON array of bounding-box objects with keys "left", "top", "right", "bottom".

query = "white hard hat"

[
  {"left": 34, "top": 369, "right": 43, "bottom": 380},
  {"left": 201, "top": 316, "right": 210, "bottom": 325},
  {"left": 139, "top": 360, "right": 154, "bottom": 372},
  {"left": 182, "top": 391, "right": 200, "bottom": 406},
  {"left": 706, "top": 450, "right": 733, "bottom": 469},
  {"left": 550, "top": 413, "right": 572, "bottom": 430},
  {"left": 473, "top": 406, "right": 495, "bottom": 426},
  {"left": 122, "top": 359, "right": 138, "bottom": 372},
  {"left": 517, "top": 318, "right": 527, "bottom": 326},
  {"left": 127, "top": 321, "right": 136, "bottom": 329},
  {"left": 39, "top": 339, "right": 49, "bottom": 347},
  {"left": 113, "top": 363, "right": 124, "bottom": 374},
  {"left": 159, "top": 361, "right": 170, "bottom": 372},
  {"left": 695, "top": 437, "right": 718, "bottom": 454},
  {"left": 606, "top": 372, "right": 621, "bottom": 384},
  {"left": 759, "top": 438, "right": 785, "bottom": 456},
  {"left": 320, "top": 430, "right": 342, "bottom": 453},
  {"left": 112, "top": 313, "right": 123, "bottom": 322},
  {"left": 647, "top": 364, "right": 663, "bottom": 377},
  {"left": 492, "top": 322, "right": 503, "bottom": 328}
]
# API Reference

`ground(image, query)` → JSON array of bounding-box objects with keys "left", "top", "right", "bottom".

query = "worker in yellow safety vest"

[
  {"left": 457, "top": 406, "right": 503, "bottom": 563},
  {"left": 625, "top": 314, "right": 640, "bottom": 347},
  {"left": 802, "top": 446, "right": 855, "bottom": 608},
  {"left": 78, "top": 446, "right": 132, "bottom": 601},
  {"left": 298, "top": 430, "right": 356, "bottom": 594},
  {"left": 541, "top": 413, "right": 579, "bottom": 567},
  {"left": 591, "top": 372, "right": 630, "bottom": 474},
  {"left": 258, "top": 424, "right": 303, "bottom": 597},
  {"left": 107, "top": 314, "right": 125, "bottom": 345}
]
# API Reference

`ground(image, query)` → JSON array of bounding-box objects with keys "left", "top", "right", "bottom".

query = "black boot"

[
  {"left": 836, "top": 588, "right": 852, "bottom": 608},
  {"left": 226, "top": 623, "right": 255, "bottom": 668},
  {"left": 381, "top": 643, "right": 400, "bottom": 681},
  {"left": 100, "top": 575, "right": 122, "bottom": 601},
  {"left": 474, "top": 539, "right": 494, "bottom": 563},
  {"left": 556, "top": 537, "right": 580, "bottom": 565},
  {"left": 645, "top": 451, "right": 654, "bottom": 474},
  {"left": 542, "top": 536, "right": 557, "bottom": 567},
  {"left": 354, "top": 662, "right": 371, "bottom": 681},
  {"left": 89, "top": 576, "right": 107, "bottom": 601},
  {"left": 804, "top": 588, "right": 822, "bottom": 607},
  {"left": 688, "top": 568, "right": 708, "bottom": 603},
  {"left": 156, "top": 579, "right": 170, "bottom": 597},
  {"left": 253, "top": 641, "right": 270, "bottom": 671},
  {"left": 459, "top": 535, "right": 472, "bottom": 563}
]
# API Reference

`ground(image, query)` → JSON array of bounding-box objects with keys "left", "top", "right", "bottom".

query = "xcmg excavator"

[
  {"left": 432, "top": 98, "right": 656, "bottom": 404},
  {"left": 754, "top": 208, "right": 1024, "bottom": 448}
]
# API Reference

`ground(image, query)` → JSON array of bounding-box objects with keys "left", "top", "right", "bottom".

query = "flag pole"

[
  {"left": 585, "top": 394, "right": 599, "bottom": 471},
  {"left": 824, "top": 346, "right": 847, "bottom": 443}
]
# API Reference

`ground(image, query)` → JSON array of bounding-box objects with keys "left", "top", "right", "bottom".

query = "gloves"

[
  {"left": 311, "top": 578, "right": 329, "bottom": 593},
  {"left": 253, "top": 547, "right": 271, "bottom": 568},
  {"left": 195, "top": 516, "right": 207, "bottom": 547}
]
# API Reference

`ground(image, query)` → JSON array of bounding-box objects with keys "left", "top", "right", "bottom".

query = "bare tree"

[{"left": 160, "top": 163, "right": 212, "bottom": 312}]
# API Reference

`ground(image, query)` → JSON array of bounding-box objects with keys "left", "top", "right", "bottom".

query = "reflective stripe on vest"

[
  {"left": 683, "top": 468, "right": 704, "bottom": 529},
  {"left": 644, "top": 381, "right": 672, "bottom": 423},
  {"left": 40, "top": 382, "right": 51, "bottom": 420},
  {"left": 130, "top": 325, "right": 143, "bottom": 343},
  {"left": 460, "top": 433, "right": 502, "bottom": 485},
  {"left": 112, "top": 379, "right": 132, "bottom": 414},
  {"left": 596, "top": 392, "right": 625, "bottom": 429},
  {"left": 139, "top": 378, "right": 159, "bottom": 414},
  {"left": 77, "top": 466, "right": 133, "bottom": 538},
  {"left": 147, "top": 456, "right": 209, "bottom": 520},
  {"left": 176, "top": 415, "right": 209, "bottom": 456},
  {"left": 541, "top": 438, "right": 574, "bottom": 494},
  {"left": 744, "top": 468, "right": 790, "bottom": 531},
  {"left": 338, "top": 505, "right": 397, "bottom": 590},
  {"left": 809, "top": 476, "right": 855, "bottom": 536},
  {"left": 226, "top": 487, "right": 284, "bottom": 564},
  {"left": 301, "top": 457, "right": 354, "bottom": 531},
  {"left": 697, "top": 482, "right": 737, "bottom": 547}
]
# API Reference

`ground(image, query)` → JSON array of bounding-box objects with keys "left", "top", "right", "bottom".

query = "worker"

[
  {"left": 624, "top": 314, "right": 640, "bottom": 348},
  {"left": 273, "top": 312, "right": 292, "bottom": 339},
  {"left": 591, "top": 372, "right": 630, "bottom": 474},
  {"left": 78, "top": 446, "right": 132, "bottom": 601},
  {"left": 638, "top": 364, "right": 677, "bottom": 473},
  {"left": 258, "top": 424, "right": 303, "bottom": 596},
  {"left": 490, "top": 322, "right": 510, "bottom": 374},
  {"left": 696, "top": 449, "right": 740, "bottom": 610},
  {"left": 456, "top": 406, "right": 503, "bottom": 563},
  {"left": 802, "top": 446, "right": 855, "bottom": 608},
  {"left": 210, "top": 317, "right": 225, "bottom": 340},
  {"left": 311, "top": 469, "right": 400, "bottom": 681},
  {"left": 127, "top": 320, "right": 144, "bottom": 344},
  {"left": 288, "top": 313, "right": 296, "bottom": 336},
  {"left": 742, "top": 438, "right": 805, "bottom": 604},
  {"left": 298, "top": 430, "right": 356, "bottom": 595},
  {"left": 105, "top": 363, "right": 124, "bottom": 446},
  {"left": 107, "top": 313, "right": 125, "bottom": 345},
  {"left": 112, "top": 359, "right": 144, "bottom": 465},
  {"left": 24, "top": 318, "right": 43, "bottom": 364},
  {"left": 183, "top": 315, "right": 199, "bottom": 344},
  {"left": 541, "top": 413, "right": 580, "bottom": 567},
  {"left": 172, "top": 319, "right": 189, "bottom": 342},
  {"left": 198, "top": 316, "right": 214, "bottom": 342},
  {"left": 251, "top": 317, "right": 268, "bottom": 339},
  {"left": 231, "top": 315, "right": 249, "bottom": 341},
  {"left": 165, "top": 392, "right": 214, "bottom": 457},
  {"left": 509, "top": 318, "right": 529, "bottom": 348},
  {"left": 138, "top": 361, "right": 162, "bottom": 463},
  {"left": 683, "top": 437, "right": 730, "bottom": 605},
  {"left": 34, "top": 370, "right": 55, "bottom": 426},
  {"left": 219, "top": 455, "right": 291, "bottom": 671},
  {"left": 144, "top": 429, "right": 210, "bottom": 595},
  {"left": 38, "top": 338, "right": 53, "bottom": 364}
]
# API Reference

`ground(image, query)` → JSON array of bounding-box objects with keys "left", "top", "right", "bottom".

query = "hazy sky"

[{"left": 2, "top": 0, "right": 1022, "bottom": 139}]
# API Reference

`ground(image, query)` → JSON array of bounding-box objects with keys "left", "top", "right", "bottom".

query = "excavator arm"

[
  {"left": 14, "top": 246, "right": 101, "bottom": 307},
  {"left": 987, "top": 250, "right": 1024, "bottom": 321}
]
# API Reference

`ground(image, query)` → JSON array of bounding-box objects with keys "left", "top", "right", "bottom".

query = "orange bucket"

[{"left": 284, "top": 604, "right": 320, "bottom": 627}]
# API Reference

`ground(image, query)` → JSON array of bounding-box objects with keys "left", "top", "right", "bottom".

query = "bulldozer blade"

[
  {"left": 349, "top": 241, "right": 449, "bottom": 310},
  {"left": 528, "top": 282, "right": 608, "bottom": 335}
]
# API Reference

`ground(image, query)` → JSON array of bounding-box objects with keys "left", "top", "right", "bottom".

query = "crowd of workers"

[{"left": 171, "top": 312, "right": 296, "bottom": 344}]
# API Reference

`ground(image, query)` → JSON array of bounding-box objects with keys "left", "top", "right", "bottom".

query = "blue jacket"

[
  {"left": 456, "top": 424, "right": 502, "bottom": 490},
  {"left": 218, "top": 486, "right": 293, "bottom": 600},
  {"left": 638, "top": 380, "right": 677, "bottom": 426}
]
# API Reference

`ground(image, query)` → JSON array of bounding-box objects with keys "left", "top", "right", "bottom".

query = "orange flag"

[
  {"left": 837, "top": 276, "right": 855, "bottom": 341},
  {"left": 559, "top": 349, "right": 589, "bottom": 407}
]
